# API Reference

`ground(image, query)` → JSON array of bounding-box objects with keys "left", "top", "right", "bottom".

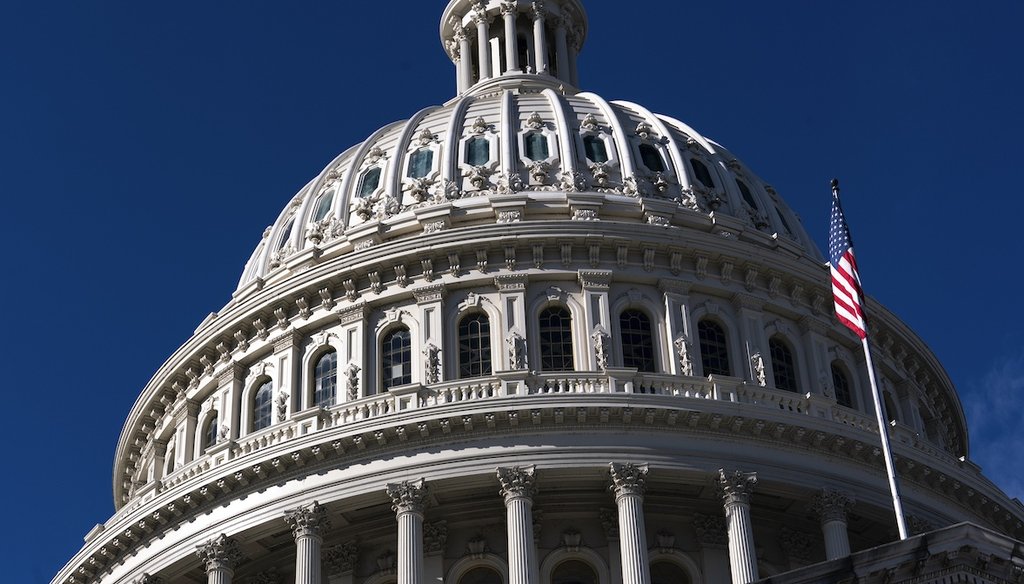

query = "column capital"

[
  {"left": 810, "top": 489, "right": 854, "bottom": 524},
  {"left": 609, "top": 462, "right": 649, "bottom": 498},
  {"left": 195, "top": 534, "right": 242, "bottom": 573},
  {"left": 530, "top": 1, "right": 546, "bottom": 20},
  {"left": 284, "top": 501, "right": 329, "bottom": 539},
  {"left": 717, "top": 469, "right": 757, "bottom": 507},
  {"left": 387, "top": 478, "right": 429, "bottom": 515},
  {"left": 497, "top": 465, "right": 538, "bottom": 502},
  {"left": 470, "top": 1, "right": 491, "bottom": 25},
  {"left": 500, "top": 0, "right": 519, "bottom": 16}
]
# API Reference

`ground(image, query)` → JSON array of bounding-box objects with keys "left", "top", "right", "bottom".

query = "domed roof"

[{"left": 234, "top": 0, "right": 820, "bottom": 295}]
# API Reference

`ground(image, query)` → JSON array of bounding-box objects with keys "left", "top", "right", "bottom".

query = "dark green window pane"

[
  {"left": 525, "top": 132, "right": 549, "bottom": 161},
  {"left": 583, "top": 135, "right": 608, "bottom": 163},
  {"left": 382, "top": 328, "right": 412, "bottom": 390},
  {"left": 408, "top": 149, "right": 433, "bottom": 178},
  {"left": 312, "top": 191, "right": 334, "bottom": 222},
  {"left": 466, "top": 137, "right": 490, "bottom": 166},
  {"left": 639, "top": 143, "right": 665, "bottom": 172},
  {"left": 358, "top": 167, "right": 381, "bottom": 198}
]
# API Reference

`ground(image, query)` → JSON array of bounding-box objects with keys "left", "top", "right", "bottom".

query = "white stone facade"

[{"left": 53, "top": 2, "right": 1024, "bottom": 584}]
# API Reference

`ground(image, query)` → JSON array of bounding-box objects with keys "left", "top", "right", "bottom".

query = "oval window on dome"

[
  {"left": 408, "top": 149, "right": 433, "bottom": 179},
  {"left": 690, "top": 158, "right": 715, "bottom": 188},
  {"left": 465, "top": 137, "right": 490, "bottom": 166},
  {"left": 312, "top": 190, "right": 334, "bottom": 222},
  {"left": 736, "top": 179, "right": 759, "bottom": 210},
  {"left": 639, "top": 143, "right": 666, "bottom": 172},
  {"left": 358, "top": 167, "right": 382, "bottom": 198},
  {"left": 583, "top": 135, "right": 609, "bottom": 164},
  {"left": 525, "top": 132, "right": 549, "bottom": 161}
]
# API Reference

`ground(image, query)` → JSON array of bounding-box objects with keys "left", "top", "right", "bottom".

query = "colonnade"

[{"left": 192, "top": 470, "right": 855, "bottom": 584}]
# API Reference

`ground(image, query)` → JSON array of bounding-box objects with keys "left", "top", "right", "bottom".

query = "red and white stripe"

[{"left": 831, "top": 249, "right": 867, "bottom": 338}]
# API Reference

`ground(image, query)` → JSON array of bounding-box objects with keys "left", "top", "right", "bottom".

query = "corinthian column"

[
  {"left": 195, "top": 534, "right": 242, "bottom": 584},
  {"left": 500, "top": 1, "right": 520, "bottom": 73},
  {"left": 497, "top": 465, "right": 539, "bottom": 584},
  {"left": 717, "top": 470, "right": 759, "bottom": 584},
  {"left": 609, "top": 463, "right": 651, "bottom": 584},
  {"left": 387, "top": 479, "right": 429, "bottom": 584},
  {"left": 285, "top": 501, "right": 330, "bottom": 584},
  {"left": 811, "top": 489, "right": 854, "bottom": 560},
  {"left": 471, "top": 3, "right": 492, "bottom": 81},
  {"left": 531, "top": 2, "right": 548, "bottom": 74}
]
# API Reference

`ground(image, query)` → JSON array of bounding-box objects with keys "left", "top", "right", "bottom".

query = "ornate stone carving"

[
  {"left": 284, "top": 501, "right": 328, "bottom": 539},
  {"left": 466, "top": 535, "right": 489, "bottom": 558},
  {"left": 470, "top": 116, "right": 489, "bottom": 134},
  {"left": 561, "top": 529, "right": 582, "bottom": 551},
  {"left": 592, "top": 325, "right": 611, "bottom": 371},
  {"left": 717, "top": 469, "right": 757, "bottom": 506},
  {"left": 573, "top": 208, "right": 599, "bottom": 221},
  {"left": 560, "top": 170, "right": 587, "bottom": 192},
  {"left": 247, "top": 568, "right": 281, "bottom": 584},
  {"left": 497, "top": 209, "right": 522, "bottom": 223},
  {"left": 386, "top": 478, "right": 429, "bottom": 515},
  {"left": 497, "top": 170, "right": 524, "bottom": 193},
  {"left": 810, "top": 488, "right": 854, "bottom": 524},
  {"left": 907, "top": 514, "right": 935, "bottom": 536},
  {"left": 497, "top": 465, "right": 537, "bottom": 501},
  {"left": 609, "top": 462, "right": 649, "bottom": 497},
  {"left": 423, "top": 343, "right": 440, "bottom": 384},
  {"left": 779, "top": 527, "right": 815, "bottom": 563},
  {"left": 506, "top": 330, "right": 527, "bottom": 369},
  {"left": 325, "top": 541, "right": 358, "bottom": 576},
  {"left": 195, "top": 534, "right": 242, "bottom": 573},
  {"left": 581, "top": 113, "right": 599, "bottom": 131},
  {"left": 599, "top": 508, "right": 619, "bottom": 540},
  {"left": 424, "top": 520, "right": 449, "bottom": 554},
  {"left": 275, "top": 391, "right": 288, "bottom": 422},
  {"left": 133, "top": 575, "right": 164, "bottom": 584},
  {"left": 656, "top": 530, "right": 676, "bottom": 551},
  {"left": 525, "top": 111, "right": 544, "bottom": 129},
  {"left": 376, "top": 550, "right": 397, "bottom": 572},
  {"left": 750, "top": 352, "right": 767, "bottom": 386},
  {"left": 589, "top": 162, "right": 610, "bottom": 187},
  {"left": 692, "top": 513, "right": 728, "bottom": 546},
  {"left": 674, "top": 333, "right": 693, "bottom": 376}
]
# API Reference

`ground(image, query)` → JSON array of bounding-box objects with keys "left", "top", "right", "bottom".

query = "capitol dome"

[{"left": 55, "top": 2, "right": 1024, "bottom": 584}]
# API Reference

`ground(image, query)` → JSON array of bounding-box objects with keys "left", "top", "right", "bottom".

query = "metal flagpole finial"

[{"left": 831, "top": 178, "right": 840, "bottom": 194}]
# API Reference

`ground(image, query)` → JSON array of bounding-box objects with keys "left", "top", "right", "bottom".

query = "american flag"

[{"left": 829, "top": 181, "right": 868, "bottom": 338}]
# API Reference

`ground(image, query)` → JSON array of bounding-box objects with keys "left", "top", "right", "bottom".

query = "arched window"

[
  {"left": 253, "top": 380, "right": 274, "bottom": 431},
  {"left": 736, "top": 179, "right": 759, "bottom": 210},
  {"left": 620, "top": 310, "right": 655, "bottom": 372},
  {"left": 831, "top": 361, "right": 853, "bottom": 408},
  {"left": 551, "top": 559, "right": 598, "bottom": 584},
  {"left": 583, "top": 135, "right": 609, "bottom": 163},
  {"left": 358, "top": 167, "right": 382, "bottom": 197},
  {"left": 457, "top": 566, "right": 503, "bottom": 584},
  {"left": 465, "top": 137, "right": 490, "bottom": 166},
  {"left": 525, "top": 132, "right": 549, "bottom": 161},
  {"left": 883, "top": 390, "right": 899, "bottom": 423},
  {"left": 458, "top": 313, "right": 492, "bottom": 378},
  {"left": 314, "top": 350, "right": 338, "bottom": 407},
  {"left": 312, "top": 190, "right": 335, "bottom": 222},
  {"left": 769, "top": 336, "right": 798, "bottom": 392},
  {"left": 203, "top": 412, "right": 219, "bottom": 451},
  {"left": 697, "top": 319, "right": 731, "bottom": 376},
  {"left": 690, "top": 158, "right": 715, "bottom": 188},
  {"left": 165, "top": 446, "right": 176, "bottom": 474},
  {"left": 639, "top": 143, "right": 666, "bottom": 172},
  {"left": 539, "top": 306, "right": 574, "bottom": 371},
  {"left": 382, "top": 328, "right": 412, "bottom": 390},
  {"left": 651, "top": 561, "right": 691, "bottom": 584},
  {"left": 408, "top": 149, "right": 433, "bottom": 179}
]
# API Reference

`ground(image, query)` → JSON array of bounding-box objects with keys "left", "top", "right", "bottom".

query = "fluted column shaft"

[
  {"left": 502, "top": 3, "right": 519, "bottom": 72},
  {"left": 196, "top": 534, "right": 241, "bottom": 584},
  {"left": 388, "top": 479, "right": 429, "bottom": 584},
  {"left": 610, "top": 463, "right": 651, "bottom": 584},
  {"left": 531, "top": 3, "right": 548, "bottom": 74},
  {"left": 812, "top": 489, "right": 854, "bottom": 561},
  {"left": 456, "top": 29, "right": 472, "bottom": 91},
  {"left": 286, "top": 502, "right": 329, "bottom": 584},
  {"left": 718, "top": 470, "right": 759, "bottom": 584},
  {"left": 498, "top": 466, "right": 539, "bottom": 584},
  {"left": 474, "top": 9, "right": 492, "bottom": 81},
  {"left": 554, "top": 19, "right": 570, "bottom": 80}
]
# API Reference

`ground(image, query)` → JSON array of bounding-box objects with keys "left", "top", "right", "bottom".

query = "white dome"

[{"left": 236, "top": 88, "right": 820, "bottom": 294}]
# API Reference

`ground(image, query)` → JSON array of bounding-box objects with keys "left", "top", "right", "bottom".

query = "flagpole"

[{"left": 832, "top": 179, "right": 909, "bottom": 540}]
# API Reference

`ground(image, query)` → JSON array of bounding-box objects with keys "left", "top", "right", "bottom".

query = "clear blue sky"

[{"left": 3, "top": 1, "right": 1022, "bottom": 582}]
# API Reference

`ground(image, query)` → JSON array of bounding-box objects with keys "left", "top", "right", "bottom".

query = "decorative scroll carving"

[
  {"left": 284, "top": 501, "right": 329, "bottom": 539},
  {"left": 386, "top": 478, "right": 429, "bottom": 515},
  {"left": 497, "top": 465, "right": 537, "bottom": 501},
  {"left": 275, "top": 391, "right": 288, "bottom": 422},
  {"left": 424, "top": 521, "right": 449, "bottom": 554},
  {"left": 344, "top": 363, "right": 360, "bottom": 400},
  {"left": 674, "top": 333, "right": 693, "bottom": 376},
  {"left": 717, "top": 469, "right": 757, "bottom": 506},
  {"left": 423, "top": 343, "right": 440, "bottom": 384},
  {"left": 609, "top": 462, "right": 649, "bottom": 498},
  {"left": 592, "top": 325, "right": 611, "bottom": 371},
  {"left": 506, "top": 330, "right": 527, "bottom": 370},
  {"left": 692, "top": 513, "right": 728, "bottom": 546},
  {"left": 325, "top": 541, "right": 358, "bottom": 576},
  {"left": 750, "top": 352, "right": 767, "bottom": 386},
  {"left": 195, "top": 534, "right": 242, "bottom": 573}
]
